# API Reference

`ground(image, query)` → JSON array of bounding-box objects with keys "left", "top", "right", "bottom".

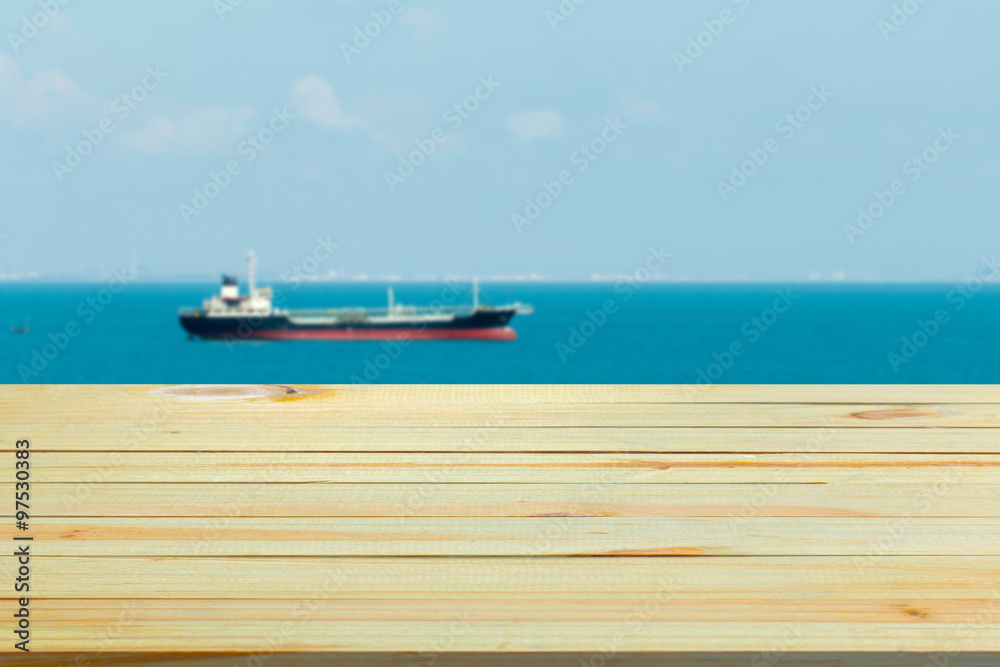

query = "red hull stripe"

[{"left": 239, "top": 328, "right": 517, "bottom": 341}]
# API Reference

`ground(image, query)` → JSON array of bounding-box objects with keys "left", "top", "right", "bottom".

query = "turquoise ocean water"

[{"left": 2, "top": 282, "right": 999, "bottom": 384}]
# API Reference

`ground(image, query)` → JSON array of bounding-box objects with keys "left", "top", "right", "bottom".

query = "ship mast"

[
  {"left": 387, "top": 286, "right": 394, "bottom": 313},
  {"left": 473, "top": 277, "right": 479, "bottom": 310},
  {"left": 247, "top": 251, "right": 257, "bottom": 298}
]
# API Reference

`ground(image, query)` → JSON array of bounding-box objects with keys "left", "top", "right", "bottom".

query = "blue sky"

[{"left": 1, "top": 0, "right": 998, "bottom": 281}]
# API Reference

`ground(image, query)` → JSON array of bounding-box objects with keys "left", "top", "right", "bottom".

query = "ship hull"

[
  {"left": 180, "top": 309, "right": 519, "bottom": 342},
  {"left": 244, "top": 327, "right": 515, "bottom": 341}
]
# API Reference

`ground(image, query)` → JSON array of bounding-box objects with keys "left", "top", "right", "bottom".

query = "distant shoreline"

[{"left": 2, "top": 279, "right": 999, "bottom": 286}]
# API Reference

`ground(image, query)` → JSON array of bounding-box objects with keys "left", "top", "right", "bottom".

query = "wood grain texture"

[
  {"left": 9, "top": 401, "right": 1000, "bottom": 427},
  {"left": 12, "top": 426, "right": 1000, "bottom": 452},
  {"left": 11, "top": 517, "right": 1000, "bottom": 556},
  {"left": 1, "top": 384, "right": 999, "bottom": 664},
  {"left": 15, "top": 482, "right": 1000, "bottom": 516},
  {"left": 6, "top": 555, "right": 999, "bottom": 599},
  {"left": 20, "top": 452, "right": 1000, "bottom": 485},
  {"left": 3, "top": 382, "right": 1000, "bottom": 404},
  {"left": 5, "top": 655, "right": 1000, "bottom": 667}
]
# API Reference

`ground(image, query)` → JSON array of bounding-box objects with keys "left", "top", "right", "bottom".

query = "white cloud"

[
  {"left": 291, "top": 75, "right": 365, "bottom": 131},
  {"left": 506, "top": 109, "right": 565, "bottom": 141},
  {"left": 3, "top": 53, "right": 257, "bottom": 156},
  {"left": 116, "top": 105, "right": 257, "bottom": 154},
  {"left": 0, "top": 53, "right": 99, "bottom": 127}
]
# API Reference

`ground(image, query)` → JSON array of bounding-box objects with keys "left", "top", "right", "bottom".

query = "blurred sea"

[{"left": 2, "top": 282, "right": 999, "bottom": 384}]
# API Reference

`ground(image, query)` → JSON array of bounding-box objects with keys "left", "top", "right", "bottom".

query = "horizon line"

[{"left": 1, "top": 277, "right": 997, "bottom": 286}]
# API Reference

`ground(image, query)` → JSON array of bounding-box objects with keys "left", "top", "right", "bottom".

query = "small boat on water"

[
  {"left": 179, "top": 252, "right": 533, "bottom": 341},
  {"left": 10, "top": 318, "right": 29, "bottom": 334}
]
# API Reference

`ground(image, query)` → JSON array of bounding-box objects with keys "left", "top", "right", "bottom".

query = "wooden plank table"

[{"left": 2, "top": 384, "right": 1000, "bottom": 666}]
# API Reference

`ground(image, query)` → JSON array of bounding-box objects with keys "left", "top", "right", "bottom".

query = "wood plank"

[
  {"left": 6, "top": 385, "right": 1000, "bottom": 431},
  {"left": 31, "top": 597, "right": 1000, "bottom": 624},
  {"left": 8, "top": 517, "right": 1000, "bottom": 556},
  {"left": 5, "top": 558, "right": 1000, "bottom": 651},
  {"left": 9, "top": 402, "right": 1000, "bottom": 428},
  {"left": 18, "top": 482, "right": 1000, "bottom": 517},
  {"left": 8, "top": 383, "right": 1000, "bottom": 405},
  {"left": 11, "top": 617, "right": 1000, "bottom": 653},
  {"left": 24, "top": 452, "right": 1000, "bottom": 484},
  {"left": 4, "top": 385, "right": 1000, "bottom": 660},
  {"left": 4, "top": 556, "right": 999, "bottom": 600},
  {"left": 9, "top": 427, "right": 1000, "bottom": 453},
  {"left": 5, "top": 655, "right": 1000, "bottom": 667}
]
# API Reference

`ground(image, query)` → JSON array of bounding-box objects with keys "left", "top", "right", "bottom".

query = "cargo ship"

[{"left": 179, "top": 253, "right": 533, "bottom": 341}]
